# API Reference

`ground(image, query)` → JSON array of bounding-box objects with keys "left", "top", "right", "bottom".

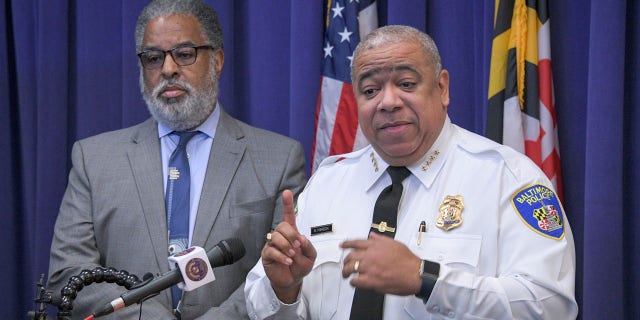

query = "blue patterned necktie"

[
  {"left": 349, "top": 166, "right": 411, "bottom": 320},
  {"left": 165, "top": 131, "right": 198, "bottom": 310}
]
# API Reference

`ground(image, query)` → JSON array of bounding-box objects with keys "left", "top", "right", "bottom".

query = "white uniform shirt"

[{"left": 245, "top": 117, "right": 578, "bottom": 319}]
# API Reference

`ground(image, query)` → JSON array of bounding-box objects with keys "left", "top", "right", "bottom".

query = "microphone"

[{"left": 92, "top": 238, "right": 245, "bottom": 318}]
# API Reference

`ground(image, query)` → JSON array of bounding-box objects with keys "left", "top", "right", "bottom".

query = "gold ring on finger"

[
  {"left": 354, "top": 260, "right": 360, "bottom": 273},
  {"left": 266, "top": 232, "right": 272, "bottom": 242}
]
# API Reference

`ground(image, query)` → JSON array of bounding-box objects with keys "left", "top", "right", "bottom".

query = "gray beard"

[{"left": 141, "top": 70, "right": 218, "bottom": 131}]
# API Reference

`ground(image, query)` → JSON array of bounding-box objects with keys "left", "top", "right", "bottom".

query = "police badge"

[{"left": 436, "top": 195, "right": 464, "bottom": 231}]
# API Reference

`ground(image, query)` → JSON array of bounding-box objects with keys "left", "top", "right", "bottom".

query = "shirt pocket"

[
  {"left": 412, "top": 233, "right": 482, "bottom": 272},
  {"left": 304, "top": 238, "right": 344, "bottom": 320},
  {"left": 404, "top": 233, "right": 482, "bottom": 319}
]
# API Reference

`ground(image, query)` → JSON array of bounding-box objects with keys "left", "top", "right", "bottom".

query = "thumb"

[{"left": 282, "top": 189, "right": 298, "bottom": 232}]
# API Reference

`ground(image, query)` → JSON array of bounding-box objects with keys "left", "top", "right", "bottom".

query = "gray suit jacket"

[{"left": 48, "top": 108, "right": 306, "bottom": 319}]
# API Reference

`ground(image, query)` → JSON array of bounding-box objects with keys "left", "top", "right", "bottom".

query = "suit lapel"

[
  {"left": 127, "top": 118, "right": 170, "bottom": 273},
  {"left": 192, "top": 109, "right": 246, "bottom": 246},
  {"left": 125, "top": 110, "right": 246, "bottom": 270}
]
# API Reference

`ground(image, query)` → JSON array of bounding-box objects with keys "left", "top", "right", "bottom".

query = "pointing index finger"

[{"left": 282, "top": 189, "right": 298, "bottom": 232}]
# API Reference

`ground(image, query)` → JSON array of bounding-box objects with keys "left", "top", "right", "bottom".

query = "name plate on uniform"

[{"left": 310, "top": 223, "right": 333, "bottom": 236}]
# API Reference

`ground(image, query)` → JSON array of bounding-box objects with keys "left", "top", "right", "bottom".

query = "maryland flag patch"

[{"left": 511, "top": 184, "right": 565, "bottom": 240}]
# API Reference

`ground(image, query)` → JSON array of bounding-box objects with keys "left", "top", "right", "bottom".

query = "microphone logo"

[
  {"left": 91, "top": 239, "right": 245, "bottom": 318},
  {"left": 175, "top": 247, "right": 195, "bottom": 257},
  {"left": 185, "top": 258, "right": 208, "bottom": 281}
]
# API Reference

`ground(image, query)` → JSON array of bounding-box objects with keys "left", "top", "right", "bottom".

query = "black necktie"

[
  {"left": 165, "top": 131, "right": 198, "bottom": 310},
  {"left": 349, "top": 166, "right": 411, "bottom": 320}
]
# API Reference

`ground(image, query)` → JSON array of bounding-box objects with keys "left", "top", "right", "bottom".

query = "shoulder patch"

[{"left": 511, "top": 184, "right": 565, "bottom": 240}]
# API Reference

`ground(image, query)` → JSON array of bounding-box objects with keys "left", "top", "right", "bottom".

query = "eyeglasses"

[{"left": 137, "top": 45, "right": 214, "bottom": 70}]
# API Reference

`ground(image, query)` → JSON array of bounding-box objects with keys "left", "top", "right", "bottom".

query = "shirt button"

[
  {"left": 448, "top": 311, "right": 456, "bottom": 318},
  {"left": 437, "top": 254, "right": 444, "bottom": 261},
  {"left": 432, "top": 305, "right": 440, "bottom": 313}
]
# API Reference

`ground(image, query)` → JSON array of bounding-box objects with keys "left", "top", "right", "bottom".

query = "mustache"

[{"left": 151, "top": 79, "right": 193, "bottom": 98}]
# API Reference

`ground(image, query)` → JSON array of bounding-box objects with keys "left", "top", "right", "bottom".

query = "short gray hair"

[
  {"left": 351, "top": 25, "right": 442, "bottom": 82},
  {"left": 135, "top": 0, "right": 223, "bottom": 52}
]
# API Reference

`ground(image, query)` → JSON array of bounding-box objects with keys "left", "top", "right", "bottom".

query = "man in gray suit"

[{"left": 47, "top": 0, "right": 306, "bottom": 319}]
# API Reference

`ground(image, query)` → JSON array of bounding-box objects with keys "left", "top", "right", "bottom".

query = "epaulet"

[{"left": 316, "top": 146, "right": 370, "bottom": 171}]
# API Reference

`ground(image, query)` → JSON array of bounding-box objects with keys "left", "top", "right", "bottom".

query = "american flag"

[
  {"left": 311, "top": 0, "right": 378, "bottom": 173},
  {"left": 486, "top": 0, "right": 563, "bottom": 200}
]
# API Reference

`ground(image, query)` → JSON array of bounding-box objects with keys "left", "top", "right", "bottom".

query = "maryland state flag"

[{"left": 487, "top": 0, "right": 563, "bottom": 200}]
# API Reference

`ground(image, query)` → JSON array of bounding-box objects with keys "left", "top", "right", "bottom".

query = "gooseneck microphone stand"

[{"left": 28, "top": 267, "right": 145, "bottom": 320}]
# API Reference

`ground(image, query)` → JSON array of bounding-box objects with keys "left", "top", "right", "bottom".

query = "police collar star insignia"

[
  {"left": 370, "top": 152, "right": 379, "bottom": 172},
  {"left": 369, "top": 150, "right": 440, "bottom": 173},
  {"left": 436, "top": 195, "right": 464, "bottom": 231},
  {"left": 422, "top": 150, "right": 441, "bottom": 171}
]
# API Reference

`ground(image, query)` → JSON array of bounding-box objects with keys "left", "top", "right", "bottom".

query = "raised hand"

[{"left": 261, "top": 189, "right": 317, "bottom": 303}]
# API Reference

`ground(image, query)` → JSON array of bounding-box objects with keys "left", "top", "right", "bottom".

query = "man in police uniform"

[{"left": 244, "top": 26, "right": 578, "bottom": 319}]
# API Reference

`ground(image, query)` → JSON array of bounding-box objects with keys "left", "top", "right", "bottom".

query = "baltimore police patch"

[{"left": 511, "top": 184, "right": 565, "bottom": 240}]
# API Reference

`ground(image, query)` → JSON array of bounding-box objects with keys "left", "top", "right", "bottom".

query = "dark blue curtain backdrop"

[{"left": 1, "top": 0, "right": 638, "bottom": 318}]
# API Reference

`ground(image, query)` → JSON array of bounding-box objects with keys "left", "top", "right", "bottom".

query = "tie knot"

[
  {"left": 387, "top": 166, "right": 410, "bottom": 184},
  {"left": 174, "top": 131, "right": 198, "bottom": 147}
]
